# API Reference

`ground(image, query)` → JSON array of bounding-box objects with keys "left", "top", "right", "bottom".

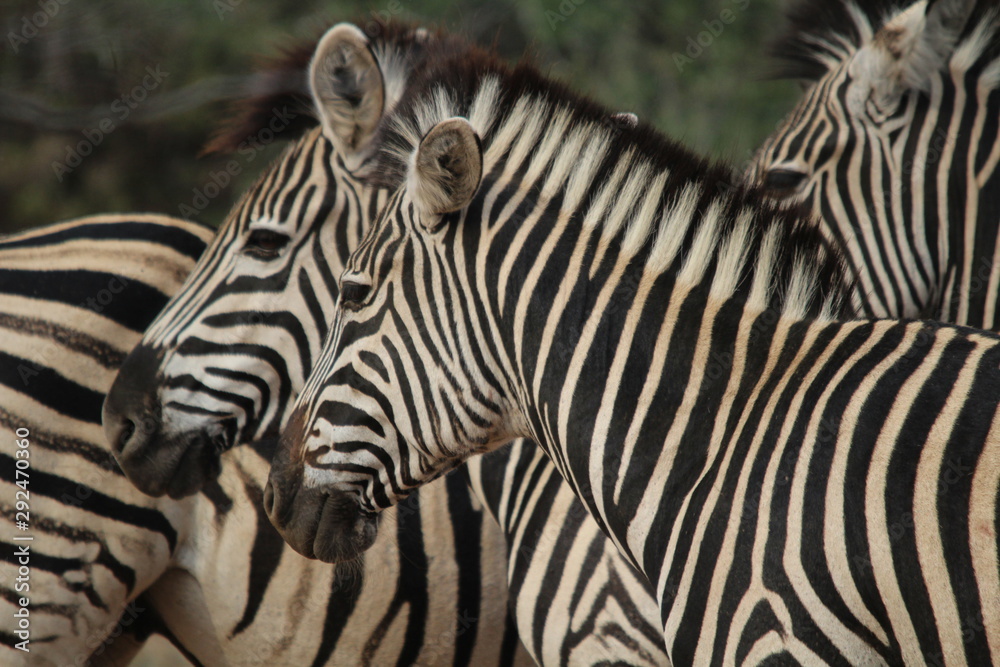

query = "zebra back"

[{"left": 0, "top": 214, "right": 213, "bottom": 665}]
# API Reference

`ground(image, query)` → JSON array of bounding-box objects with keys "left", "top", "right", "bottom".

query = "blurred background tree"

[{"left": 0, "top": 0, "right": 798, "bottom": 235}]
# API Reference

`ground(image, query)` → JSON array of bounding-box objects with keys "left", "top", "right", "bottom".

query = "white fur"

[
  {"left": 646, "top": 183, "right": 698, "bottom": 276},
  {"left": 677, "top": 199, "right": 723, "bottom": 286},
  {"left": 709, "top": 208, "right": 754, "bottom": 299},
  {"left": 621, "top": 171, "right": 668, "bottom": 258},
  {"left": 784, "top": 254, "right": 820, "bottom": 320}
]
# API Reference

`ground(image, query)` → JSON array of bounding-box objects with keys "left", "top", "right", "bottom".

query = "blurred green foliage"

[{"left": 0, "top": 0, "right": 798, "bottom": 235}]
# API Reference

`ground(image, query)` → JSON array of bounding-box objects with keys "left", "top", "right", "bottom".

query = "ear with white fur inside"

[
  {"left": 408, "top": 117, "right": 482, "bottom": 231},
  {"left": 851, "top": 0, "right": 976, "bottom": 108},
  {"left": 309, "top": 23, "right": 385, "bottom": 166}
]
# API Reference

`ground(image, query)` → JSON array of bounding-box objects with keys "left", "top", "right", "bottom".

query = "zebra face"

[
  {"left": 750, "top": 57, "right": 921, "bottom": 320},
  {"left": 749, "top": 0, "right": 980, "bottom": 320},
  {"left": 267, "top": 118, "right": 513, "bottom": 561},
  {"left": 104, "top": 23, "right": 418, "bottom": 498},
  {"left": 102, "top": 131, "right": 367, "bottom": 498}
]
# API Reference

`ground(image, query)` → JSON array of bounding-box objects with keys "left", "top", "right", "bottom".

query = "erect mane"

[
  {"left": 368, "top": 51, "right": 856, "bottom": 321},
  {"left": 202, "top": 36, "right": 317, "bottom": 155},
  {"left": 367, "top": 48, "right": 738, "bottom": 193},
  {"left": 203, "top": 17, "right": 458, "bottom": 155},
  {"left": 769, "top": 0, "right": 1000, "bottom": 80}
]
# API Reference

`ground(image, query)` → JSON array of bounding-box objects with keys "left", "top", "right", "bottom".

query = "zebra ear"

[
  {"left": 609, "top": 112, "right": 638, "bottom": 128},
  {"left": 409, "top": 118, "right": 483, "bottom": 229},
  {"left": 309, "top": 23, "right": 385, "bottom": 164},
  {"left": 855, "top": 0, "right": 974, "bottom": 98}
]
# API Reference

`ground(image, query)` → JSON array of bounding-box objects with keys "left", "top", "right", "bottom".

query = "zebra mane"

[
  {"left": 770, "top": 0, "right": 1000, "bottom": 80},
  {"left": 370, "top": 52, "right": 855, "bottom": 321},
  {"left": 203, "top": 18, "right": 458, "bottom": 155}
]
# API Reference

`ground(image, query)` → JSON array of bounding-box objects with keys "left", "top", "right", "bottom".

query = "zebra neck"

[
  {"left": 887, "top": 73, "right": 1000, "bottom": 328},
  {"left": 934, "top": 88, "right": 1000, "bottom": 330},
  {"left": 466, "top": 152, "right": 847, "bottom": 574},
  {"left": 494, "top": 228, "right": 835, "bottom": 574}
]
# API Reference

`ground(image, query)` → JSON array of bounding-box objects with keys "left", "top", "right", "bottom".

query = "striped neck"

[
  {"left": 912, "top": 68, "right": 1000, "bottom": 329},
  {"left": 370, "top": 62, "right": 859, "bottom": 573},
  {"left": 466, "top": 168, "right": 851, "bottom": 574}
]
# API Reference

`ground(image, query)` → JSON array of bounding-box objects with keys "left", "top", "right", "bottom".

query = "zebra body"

[
  {"left": 265, "top": 51, "right": 1000, "bottom": 665},
  {"left": 0, "top": 214, "right": 214, "bottom": 666},
  {"left": 101, "top": 22, "right": 668, "bottom": 666},
  {"left": 750, "top": 0, "right": 1000, "bottom": 328},
  {"left": 0, "top": 214, "right": 524, "bottom": 666}
]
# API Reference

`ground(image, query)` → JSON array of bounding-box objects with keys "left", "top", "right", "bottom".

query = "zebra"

[
  {"left": 749, "top": 0, "right": 1000, "bottom": 329},
  {"left": 264, "top": 48, "right": 1000, "bottom": 664},
  {"left": 0, "top": 213, "right": 218, "bottom": 665},
  {"left": 0, "top": 213, "right": 527, "bottom": 666},
  {"left": 101, "top": 21, "right": 670, "bottom": 665}
]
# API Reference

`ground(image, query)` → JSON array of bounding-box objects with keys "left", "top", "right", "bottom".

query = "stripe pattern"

[
  {"left": 101, "top": 23, "right": 667, "bottom": 666},
  {"left": 749, "top": 0, "right": 1000, "bottom": 328},
  {"left": 0, "top": 214, "right": 526, "bottom": 667},
  {"left": 269, "top": 52, "right": 1000, "bottom": 665},
  {"left": 0, "top": 214, "right": 212, "bottom": 666}
]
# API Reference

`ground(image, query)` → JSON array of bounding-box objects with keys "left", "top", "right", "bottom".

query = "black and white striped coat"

[
  {"left": 0, "top": 214, "right": 215, "bottom": 666},
  {"left": 0, "top": 213, "right": 527, "bottom": 666},
  {"left": 101, "top": 22, "right": 667, "bottom": 667},
  {"left": 266, "top": 50, "right": 1000, "bottom": 665}
]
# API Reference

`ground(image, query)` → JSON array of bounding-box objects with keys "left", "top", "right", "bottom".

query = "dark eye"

[
  {"left": 243, "top": 229, "right": 289, "bottom": 259},
  {"left": 762, "top": 168, "right": 807, "bottom": 195},
  {"left": 340, "top": 281, "right": 371, "bottom": 308}
]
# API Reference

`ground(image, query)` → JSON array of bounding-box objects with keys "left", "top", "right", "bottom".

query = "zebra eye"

[
  {"left": 340, "top": 281, "right": 371, "bottom": 309},
  {"left": 244, "top": 229, "right": 289, "bottom": 259},
  {"left": 762, "top": 168, "right": 807, "bottom": 195}
]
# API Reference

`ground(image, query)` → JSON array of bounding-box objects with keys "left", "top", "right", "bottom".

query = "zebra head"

[
  {"left": 749, "top": 0, "right": 982, "bottom": 319},
  {"left": 103, "top": 22, "right": 437, "bottom": 498},
  {"left": 265, "top": 104, "right": 519, "bottom": 562}
]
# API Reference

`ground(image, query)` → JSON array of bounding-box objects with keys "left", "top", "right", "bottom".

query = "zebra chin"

[
  {"left": 264, "top": 465, "right": 378, "bottom": 563},
  {"left": 103, "top": 344, "right": 226, "bottom": 498}
]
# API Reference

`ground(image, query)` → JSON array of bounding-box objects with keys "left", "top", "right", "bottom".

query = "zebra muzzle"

[
  {"left": 264, "top": 472, "right": 378, "bottom": 563},
  {"left": 104, "top": 344, "right": 226, "bottom": 497}
]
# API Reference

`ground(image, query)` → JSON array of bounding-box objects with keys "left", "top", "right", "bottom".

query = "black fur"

[{"left": 203, "top": 17, "right": 464, "bottom": 155}]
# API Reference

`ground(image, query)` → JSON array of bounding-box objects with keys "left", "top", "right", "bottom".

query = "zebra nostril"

[
  {"left": 263, "top": 480, "right": 276, "bottom": 517},
  {"left": 115, "top": 419, "right": 136, "bottom": 453}
]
